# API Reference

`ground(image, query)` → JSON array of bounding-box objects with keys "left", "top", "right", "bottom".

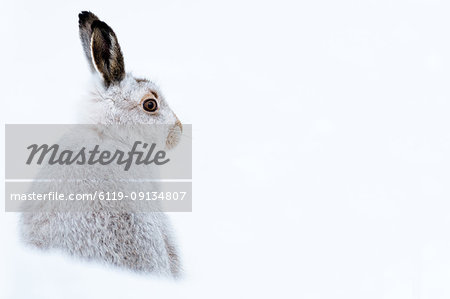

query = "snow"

[{"left": 1, "top": 0, "right": 450, "bottom": 298}]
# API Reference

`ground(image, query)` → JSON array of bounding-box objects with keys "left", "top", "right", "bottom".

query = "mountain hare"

[{"left": 19, "top": 11, "right": 182, "bottom": 277}]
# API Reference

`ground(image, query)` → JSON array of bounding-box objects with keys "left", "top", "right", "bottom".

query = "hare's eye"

[{"left": 142, "top": 99, "right": 158, "bottom": 113}]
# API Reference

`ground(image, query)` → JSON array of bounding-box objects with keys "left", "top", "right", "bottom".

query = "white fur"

[{"left": 20, "top": 15, "right": 182, "bottom": 277}]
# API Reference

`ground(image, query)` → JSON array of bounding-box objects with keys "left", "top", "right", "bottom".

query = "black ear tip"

[{"left": 78, "top": 11, "right": 98, "bottom": 26}]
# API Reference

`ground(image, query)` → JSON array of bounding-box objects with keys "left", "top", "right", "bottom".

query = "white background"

[{"left": 1, "top": 0, "right": 450, "bottom": 298}]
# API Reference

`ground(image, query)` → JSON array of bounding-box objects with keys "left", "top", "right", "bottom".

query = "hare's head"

[{"left": 78, "top": 11, "right": 182, "bottom": 148}]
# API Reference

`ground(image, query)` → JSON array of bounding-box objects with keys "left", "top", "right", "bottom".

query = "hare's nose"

[{"left": 175, "top": 118, "right": 182, "bottom": 133}]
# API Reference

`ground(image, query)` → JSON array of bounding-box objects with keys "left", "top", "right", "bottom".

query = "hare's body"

[
  {"left": 21, "top": 203, "right": 180, "bottom": 275},
  {"left": 19, "top": 12, "right": 182, "bottom": 277},
  {"left": 21, "top": 125, "right": 181, "bottom": 276}
]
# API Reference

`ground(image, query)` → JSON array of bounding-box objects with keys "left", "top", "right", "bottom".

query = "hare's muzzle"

[{"left": 166, "top": 119, "right": 182, "bottom": 149}]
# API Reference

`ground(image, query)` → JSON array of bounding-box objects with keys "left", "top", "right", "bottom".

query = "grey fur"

[{"left": 19, "top": 12, "right": 182, "bottom": 278}]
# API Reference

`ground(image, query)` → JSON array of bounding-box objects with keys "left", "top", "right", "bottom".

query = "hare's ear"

[
  {"left": 78, "top": 12, "right": 125, "bottom": 87},
  {"left": 90, "top": 20, "right": 125, "bottom": 86},
  {"left": 78, "top": 11, "right": 99, "bottom": 73}
]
